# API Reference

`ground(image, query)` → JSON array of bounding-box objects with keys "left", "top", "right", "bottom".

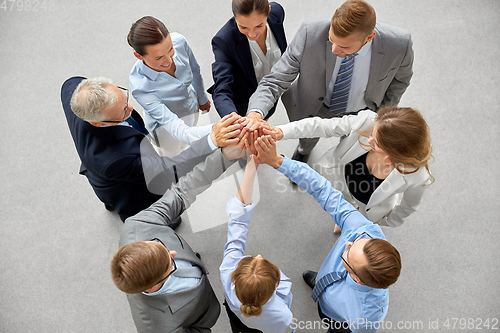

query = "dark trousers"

[
  {"left": 318, "top": 303, "right": 352, "bottom": 333},
  {"left": 223, "top": 300, "right": 263, "bottom": 333}
]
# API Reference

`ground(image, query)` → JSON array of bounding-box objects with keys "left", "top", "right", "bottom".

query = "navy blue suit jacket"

[
  {"left": 61, "top": 76, "right": 213, "bottom": 221},
  {"left": 208, "top": 2, "right": 287, "bottom": 118}
]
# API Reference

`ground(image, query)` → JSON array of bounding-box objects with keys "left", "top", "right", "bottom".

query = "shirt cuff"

[
  {"left": 276, "top": 125, "right": 288, "bottom": 140},
  {"left": 247, "top": 109, "right": 264, "bottom": 117},
  {"left": 198, "top": 94, "right": 209, "bottom": 106},
  {"left": 207, "top": 134, "right": 218, "bottom": 150},
  {"left": 276, "top": 155, "right": 290, "bottom": 171},
  {"left": 227, "top": 197, "right": 255, "bottom": 221}
]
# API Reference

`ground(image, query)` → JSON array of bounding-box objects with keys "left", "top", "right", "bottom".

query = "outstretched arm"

[
  {"left": 236, "top": 130, "right": 260, "bottom": 204},
  {"left": 254, "top": 136, "right": 368, "bottom": 234},
  {"left": 128, "top": 149, "right": 233, "bottom": 226},
  {"left": 220, "top": 132, "right": 259, "bottom": 277},
  {"left": 275, "top": 110, "right": 376, "bottom": 141}
]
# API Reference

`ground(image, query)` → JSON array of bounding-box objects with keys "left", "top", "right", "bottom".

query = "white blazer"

[{"left": 278, "top": 110, "right": 431, "bottom": 227}]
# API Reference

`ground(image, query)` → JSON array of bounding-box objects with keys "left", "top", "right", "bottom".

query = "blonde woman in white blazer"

[{"left": 262, "top": 107, "right": 433, "bottom": 228}]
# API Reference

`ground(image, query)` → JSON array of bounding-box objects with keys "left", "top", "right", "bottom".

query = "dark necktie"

[
  {"left": 311, "top": 270, "right": 348, "bottom": 302},
  {"left": 329, "top": 53, "right": 358, "bottom": 116}
]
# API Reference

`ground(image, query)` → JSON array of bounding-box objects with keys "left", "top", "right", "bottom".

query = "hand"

[
  {"left": 211, "top": 113, "right": 242, "bottom": 147},
  {"left": 260, "top": 121, "right": 283, "bottom": 141},
  {"left": 244, "top": 129, "right": 260, "bottom": 157},
  {"left": 240, "top": 111, "right": 263, "bottom": 131},
  {"left": 253, "top": 135, "right": 284, "bottom": 168},
  {"left": 222, "top": 130, "right": 248, "bottom": 161},
  {"left": 199, "top": 100, "right": 211, "bottom": 114}
]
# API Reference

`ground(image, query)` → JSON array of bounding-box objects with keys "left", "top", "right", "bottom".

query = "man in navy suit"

[{"left": 62, "top": 76, "right": 242, "bottom": 224}]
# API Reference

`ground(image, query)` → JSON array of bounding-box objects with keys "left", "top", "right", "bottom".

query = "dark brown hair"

[
  {"left": 232, "top": 0, "right": 269, "bottom": 17},
  {"left": 357, "top": 239, "right": 401, "bottom": 289},
  {"left": 127, "top": 16, "right": 169, "bottom": 56},
  {"left": 111, "top": 241, "right": 170, "bottom": 294},
  {"left": 231, "top": 256, "right": 280, "bottom": 317},
  {"left": 331, "top": 0, "right": 376, "bottom": 39}
]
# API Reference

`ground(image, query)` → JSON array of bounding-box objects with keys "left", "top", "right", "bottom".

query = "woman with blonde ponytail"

[{"left": 220, "top": 134, "right": 294, "bottom": 333}]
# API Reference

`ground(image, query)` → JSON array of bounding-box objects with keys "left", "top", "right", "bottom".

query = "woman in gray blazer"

[{"left": 263, "top": 106, "right": 433, "bottom": 228}]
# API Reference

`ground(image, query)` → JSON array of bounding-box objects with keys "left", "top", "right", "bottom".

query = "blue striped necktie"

[
  {"left": 329, "top": 53, "right": 358, "bottom": 115},
  {"left": 311, "top": 270, "right": 348, "bottom": 302}
]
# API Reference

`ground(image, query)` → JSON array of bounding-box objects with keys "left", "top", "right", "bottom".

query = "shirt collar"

[
  {"left": 265, "top": 22, "right": 272, "bottom": 50},
  {"left": 356, "top": 39, "right": 372, "bottom": 57},
  {"left": 137, "top": 60, "right": 160, "bottom": 81},
  {"left": 247, "top": 23, "right": 272, "bottom": 50},
  {"left": 346, "top": 271, "right": 377, "bottom": 292},
  {"left": 275, "top": 271, "right": 292, "bottom": 298}
]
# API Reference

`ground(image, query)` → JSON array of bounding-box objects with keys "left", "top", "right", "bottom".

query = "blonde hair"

[
  {"left": 374, "top": 106, "right": 434, "bottom": 183},
  {"left": 231, "top": 256, "right": 280, "bottom": 317},
  {"left": 111, "top": 241, "right": 170, "bottom": 294}
]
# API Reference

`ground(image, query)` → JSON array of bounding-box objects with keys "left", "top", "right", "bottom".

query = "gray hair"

[{"left": 70, "top": 77, "right": 117, "bottom": 122}]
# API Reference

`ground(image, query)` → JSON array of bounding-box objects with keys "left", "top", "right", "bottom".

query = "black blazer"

[
  {"left": 61, "top": 76, "right": 213, "bottom": 221},
  {"left": 208, "top": 2, "right": 287, "bottom": 118}
]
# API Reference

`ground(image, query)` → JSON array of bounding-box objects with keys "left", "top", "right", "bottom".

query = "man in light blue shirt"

[{"left": 253, "top": 136, "right": 402, "bottom": 333}]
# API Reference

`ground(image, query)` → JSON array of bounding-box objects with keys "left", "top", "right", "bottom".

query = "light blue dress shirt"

[
  {"left": 142, "top": 259, "right": 201, "bottom": 296},
  {"left": 220, "top": 197, "right": 294, "bottom": 333},
  {"left": 117, "top": 120, "right": 217, "bottom": 150},
  {"left": 130, "top": 32, "right": 212, "bottom": 144},
  {"left": 277, "top": 157, "right": 389, "bottom": 333}
]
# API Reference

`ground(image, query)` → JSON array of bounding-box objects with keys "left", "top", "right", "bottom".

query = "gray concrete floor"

[{"left": 1, "top": 0, "right": 499, "bottom": 332}]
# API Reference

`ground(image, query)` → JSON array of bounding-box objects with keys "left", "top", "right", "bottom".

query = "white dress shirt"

[{"left": 248, "top": 23, "right": 282, "bottom": 83}]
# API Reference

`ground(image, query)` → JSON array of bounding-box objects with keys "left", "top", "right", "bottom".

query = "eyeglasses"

[
  {"left": 340, "top": 232, "right": 373, "bottom": 284},
  {"left": 151, "top": 238, "right": 177, "bottom": 285},
  {"left": 102, "top": 86, "right": 129, "bottom": 124}
]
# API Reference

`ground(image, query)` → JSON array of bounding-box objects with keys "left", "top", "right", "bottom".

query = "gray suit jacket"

[
  {"left": 120, "top": 149, "right": 233, "bottom": 333},
  {"left": 248, "top": 19, "right": 413, "bottom": 120}
]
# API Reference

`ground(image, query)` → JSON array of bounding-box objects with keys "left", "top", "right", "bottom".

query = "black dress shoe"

[
  {"left": 168, "top": 216, "right": 182, "bottom": 230},
  {"left": 104, "top": 204, "right": 115, "bottom": 212},
  {"left": 291, "top": 147, "right": 310, "bottom": 164},
  {"left": 303, "top": 270, "right": 317, "bottom": 289}
]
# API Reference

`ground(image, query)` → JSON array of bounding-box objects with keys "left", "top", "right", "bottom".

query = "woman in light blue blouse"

[
  {"left": 220, "top": 139, "right": 294, "bottom": 333},
  {"left": 128, "top": 16, "right": 212, "bottom": 157}
]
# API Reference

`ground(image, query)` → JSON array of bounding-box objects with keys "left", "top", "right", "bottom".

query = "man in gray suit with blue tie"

[
  {"left": 111, "top": 146, "right": 243, "bottom": 333},
  {"left": 246, "top": 0, "right": 414, "bottom": 163}
]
